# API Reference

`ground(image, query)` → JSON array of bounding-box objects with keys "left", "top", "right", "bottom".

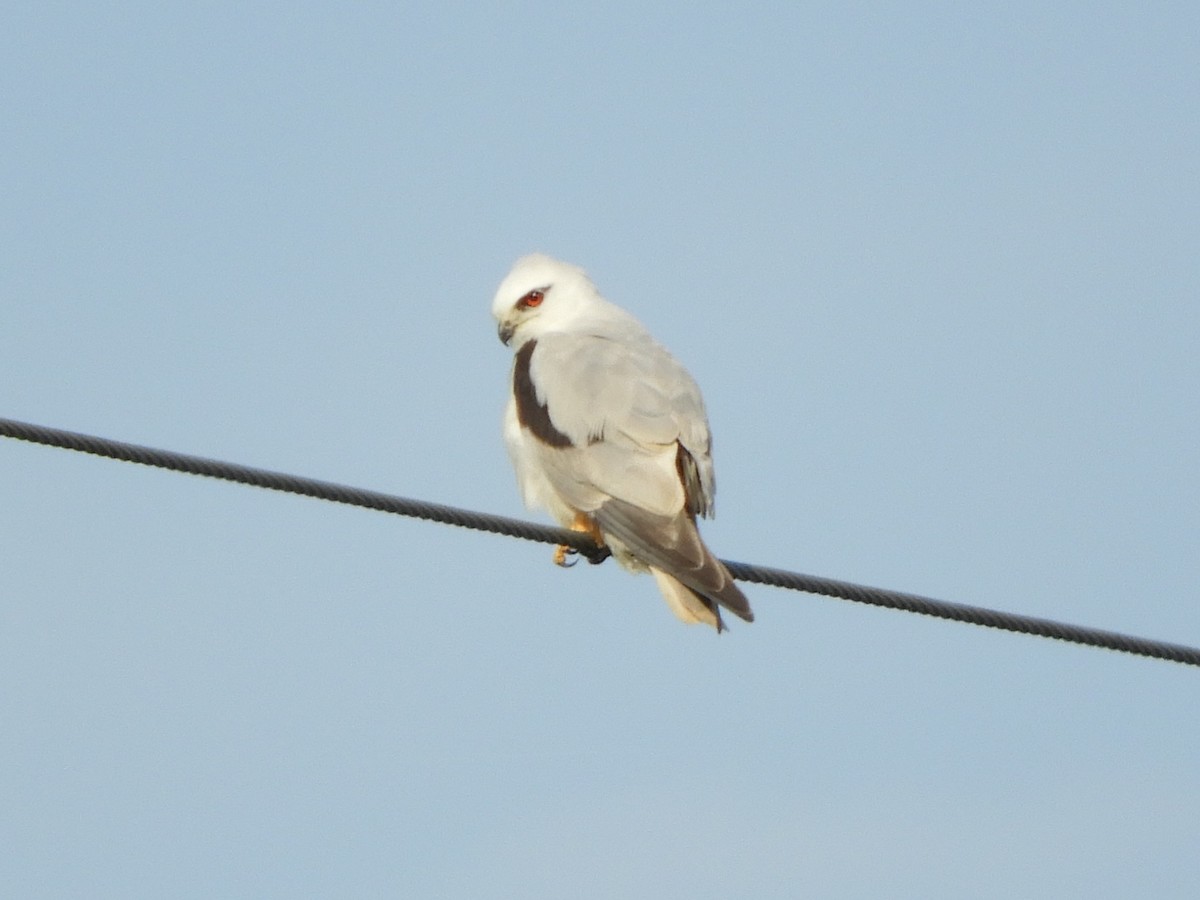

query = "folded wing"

[{"left": 524, "top": 330, "right": 752, "bottom": 628}]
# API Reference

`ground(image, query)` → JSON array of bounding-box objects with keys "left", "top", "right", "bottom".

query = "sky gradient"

[{"left": 3, "top": 3, "right": 1198, "bottom": 897}]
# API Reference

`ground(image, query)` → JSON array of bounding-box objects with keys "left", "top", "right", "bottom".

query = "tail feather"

[
  {"left": 652, "top": 568, "right": 725, "bottom": 631},
  {"left": 594, "top": 497, "right": 754, "bottom": 632},
  {"left": 650, "top": 565, "right": 754, "bottom": 633}
]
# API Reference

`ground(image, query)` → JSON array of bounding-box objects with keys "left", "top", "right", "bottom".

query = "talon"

[
  {"left": 553, "top": 544, "right": 578, "bottom": 567},
  {"left": 552, "top": 512, "right": 605, "bottom": 569}
]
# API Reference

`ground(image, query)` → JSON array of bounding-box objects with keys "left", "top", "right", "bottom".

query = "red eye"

[{"left": 518, "top": 288, "right": 545, "bottom": 309}]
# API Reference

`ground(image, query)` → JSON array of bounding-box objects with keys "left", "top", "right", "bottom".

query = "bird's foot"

[{"left": 553, "top": 512, "right": 607, "bottom": 567}]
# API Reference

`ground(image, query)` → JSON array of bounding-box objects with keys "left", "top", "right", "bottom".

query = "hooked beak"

[{"left": 498, "top": 322, "right": 515, "bottom": 346}]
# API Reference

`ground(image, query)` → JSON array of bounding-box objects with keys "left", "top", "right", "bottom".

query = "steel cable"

[{"left": 3, "top": 415, "right": 1198, "bottom": 667}]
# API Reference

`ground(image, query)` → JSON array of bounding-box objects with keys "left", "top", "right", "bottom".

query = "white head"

[{"left": 491, "top": 253, "right": 611, "bottom": 349}]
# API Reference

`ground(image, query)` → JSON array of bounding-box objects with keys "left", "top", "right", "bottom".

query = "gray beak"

[{"left": 498, "top": 322, "right": 514, "bottom": 346}]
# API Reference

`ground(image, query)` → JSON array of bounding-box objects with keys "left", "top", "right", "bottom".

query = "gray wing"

[
  {"left": 527, "top": 331, "right": 752, "bottom": 623},
  {"left": 527, "top": 330, "right": 715, "bottom": 517},
  {"left": 594, "top": 497, "right": 753, "bottom": 624}
]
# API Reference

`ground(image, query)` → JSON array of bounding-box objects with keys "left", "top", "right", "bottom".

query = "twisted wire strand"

[
  {"left": 720, "top": 560, "right": 1200, "bottom": 665},
  {"left": 3, "top": 416, "right": 1198, "bottom": 667}
]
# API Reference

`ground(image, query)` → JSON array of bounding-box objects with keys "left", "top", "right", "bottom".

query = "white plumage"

[{"left": 492, "top": 254, "right": 753, "bottom": 631}]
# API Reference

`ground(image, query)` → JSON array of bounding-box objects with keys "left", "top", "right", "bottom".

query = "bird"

[{"left": 491, "top": 253, "right": 753, "bottom": 632}]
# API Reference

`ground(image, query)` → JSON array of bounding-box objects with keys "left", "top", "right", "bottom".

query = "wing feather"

[
  {"left": 516, "top": 328, "right": 751, "bottom": 628},
  {"left": 594, "top": 498, "right": 753, "bottom": 623},
  {"left": 527, "top": 331, "right": 715, "bottom": 513}
]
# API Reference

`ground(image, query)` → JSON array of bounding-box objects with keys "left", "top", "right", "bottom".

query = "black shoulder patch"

[{"left": 513, "top": 340, "right": 574, "bottom": 449}]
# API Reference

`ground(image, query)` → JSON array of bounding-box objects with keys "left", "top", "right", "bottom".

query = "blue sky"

[{"left": 2, "top": 3, "right": 1198, "bottom": 897}]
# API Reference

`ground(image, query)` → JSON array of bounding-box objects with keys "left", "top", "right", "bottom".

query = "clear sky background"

[{"left": 2, "top": 3, "right": 1198, "bottom": 898}]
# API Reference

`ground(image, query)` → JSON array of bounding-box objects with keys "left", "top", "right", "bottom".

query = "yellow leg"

[{"left": 554, "top": 511, "right": 604, "bottom": 567}]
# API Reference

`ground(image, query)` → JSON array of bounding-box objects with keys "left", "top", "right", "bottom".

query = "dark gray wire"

[{"left": 3, "top": 415, "right": 1198, "bottom": 667}]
